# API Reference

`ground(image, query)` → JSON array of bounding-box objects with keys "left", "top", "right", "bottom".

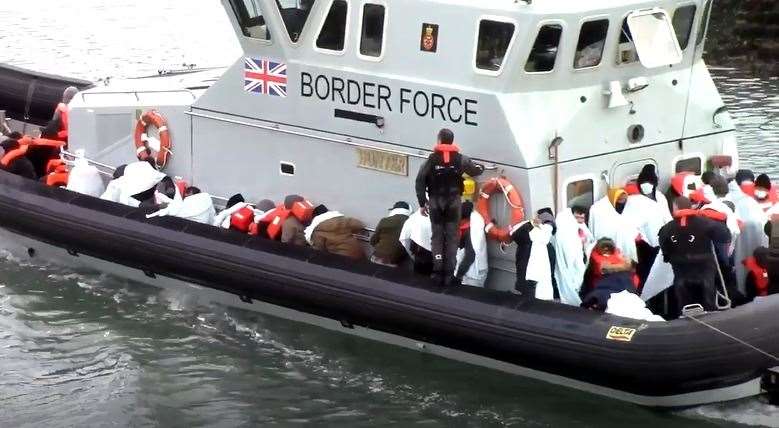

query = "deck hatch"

[{"left": 626, "top": 9, "right": 682, "bottom": 69}]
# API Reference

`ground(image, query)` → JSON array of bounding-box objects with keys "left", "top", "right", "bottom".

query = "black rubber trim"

[{"left": 0, "top": 169, "right": 775, "bottom": 400}]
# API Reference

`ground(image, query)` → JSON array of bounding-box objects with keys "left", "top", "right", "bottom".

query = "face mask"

[
  {"left": 640, "top": 182, "right": 654, "bottom": 195},
  {"left": 755, "top": 190, "right": 768, "bottom": 200}
]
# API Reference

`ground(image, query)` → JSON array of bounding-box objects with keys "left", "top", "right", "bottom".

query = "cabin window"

[
  {"left": 626, "top": 9, "right": 683, "bottom": 68},
  {"left": 476, "top": 20, "right": 515, "bottom": 72},
  {"left": 566, "top": 179, "right": 594, "bottom": 209},
  {"left": 675, "top": 157, "right": 702, "bottom": 175},
  {"left": 316, "top": 0, "right": 348, "bottom": 52},
  {"left": 617, "top": 18, "right": 638, "bottom": 64},
  {"left": 231, "top": 0, "right": 271, "bottom": 40},
  {"left": 696, "top": 0, "right": 712, "bottom": 47},
  {"left": 359, "top": 4, "right": 385, "bottom": 58},
  {"left": 525, "top": 24, "right": 562, "bottom": 73},
  {"left": 672, "top": 5, "right": 697, "bottom": 50},
  {"left": 274, "top": 0, "right": 317, "bottom": 43},
  {"left": 574, "top": 19, "right": 609, "bottom": 69}
]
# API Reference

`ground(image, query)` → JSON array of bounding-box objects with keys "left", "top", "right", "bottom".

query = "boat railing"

[{"left": 79, "top": 89, "right": 199, "bottom": 102}]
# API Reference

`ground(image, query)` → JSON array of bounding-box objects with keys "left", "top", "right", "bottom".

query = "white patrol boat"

[{"left": 2, "top": 0, "right": 779, "bottom": 408}]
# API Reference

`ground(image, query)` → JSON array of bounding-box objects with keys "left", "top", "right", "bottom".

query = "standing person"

[
  {"left": 415, "top": 128, "right": 484, "bottom": 285},
  {"left": 41, "top": 86, "right": 79, "bottom": 143},
  {"left": 510, "top": 209, "right": 557, "bottom": 299},
  {"left": 755, "top": 174, "right": 778, "bottom": 213},
  {"left": 454, "top": 201, "right": 489, "bottom": 287},
  {"left": 659, "top": 197, "right": 732, "bottom": 316},
  {"left": 370, "top": 201, "right": 411, "bottom": 267},
  {"left": 624, "top": 164, "right": 673, "bottom": 288}
]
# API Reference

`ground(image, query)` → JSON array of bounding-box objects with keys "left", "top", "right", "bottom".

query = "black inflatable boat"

[
  {"left": 0, "top": 169, "right": 777, "bottom": 407},
  {"left": 0, "top": 63, "right": 93, "bottom": 125}
]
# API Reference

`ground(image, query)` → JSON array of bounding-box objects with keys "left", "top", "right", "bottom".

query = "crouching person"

[
  {"left": 370, "top": 201, "right": 411, "bottom": 267},
  {"left": 744, "top": 247, "right": 771, "bottom": 300},
  {"left": 659, "top": 197, "right": 732, "bottom": 316},
  {"left": 580, "top": 238, "right": 635, "bottom": 310},
  {"left": 305, "top": 205, "right": 366, "bottom": 260},
  {"left": 146, "top": 181, "right": 216, "bottom": 224},
  {"left": 399, "top": 208, "right": 434, "bottom": 275},
  {"left": 454, "top": 201, "right": 488, "bottom": 287}
]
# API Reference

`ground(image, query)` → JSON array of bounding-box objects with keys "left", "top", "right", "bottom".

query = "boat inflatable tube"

[{"left": 0, "top": 169, "right": 777, "bottom": 408}]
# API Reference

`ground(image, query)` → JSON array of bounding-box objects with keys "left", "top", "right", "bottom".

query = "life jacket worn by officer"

[{"left": 415, "top": 128, "right": 484, "bottom": 285}]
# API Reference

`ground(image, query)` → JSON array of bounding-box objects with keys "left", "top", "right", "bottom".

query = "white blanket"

[
  {"left": 641, "top": 248, "right": 675, "bottom": 301},
  {"left": 100, "top": 161, "right": 165, "bottom": 207},
  {"left": 399, "top": 210, "right": 433, "bottom": 255},
  {"left": 66, "top": 156, "right": 105, "bottom": 197},
  {"left": 304, "top": 211, "right": 344, "bottom": 244},
  {"left": 588, "top": 196, "right": 638, "bottom": 262},
  {"left": 552, "top": 209, "right": 591, "bottom": 306},
  {"left": 727, "top": 181, "right": 769, "bottom": 293},
  {"left": 527, "top": 223, "right": 554, "bottom": 301},
  {"left": 607, "top": 290, "right": 665, "bottom": 322},
  {"left": 147, "top": 189, "right": 216, "bottom": 224},
  {"left": 455, "top": 211, "right": 488, "bottom": 287},
  {"left": 623, "top": 193, "right": 672, "bottom": 248}
]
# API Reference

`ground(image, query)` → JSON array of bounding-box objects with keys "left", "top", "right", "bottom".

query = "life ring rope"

[{"left": 133, "top": 110, "right": 172, "bottom": 170}]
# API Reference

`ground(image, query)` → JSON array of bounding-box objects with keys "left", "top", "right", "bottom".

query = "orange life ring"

[
  {"left": 476, "top": 177, "right": 525, "bottom": 243},
  {"left": 133, "top": 110, "right": 172, "bottom": 169}
]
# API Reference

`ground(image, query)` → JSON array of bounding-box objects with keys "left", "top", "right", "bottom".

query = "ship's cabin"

[{"left": 223, "top": 0, "right": 712, "bottom": 85}]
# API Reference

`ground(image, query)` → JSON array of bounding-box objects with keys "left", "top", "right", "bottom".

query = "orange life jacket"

[
  {"left": 588, "top": 249, "right": 638, "bottom": 290},
  {"left": 230, "top": 206, "right": 255, "bottom": 233},
  {"left": 55, "top": 102, "right": 69, "bottom": 142},
  {"left": 0, "top": 145, "right": 29, "bottom": 169},
  {"left": 740, "top": 182, "right": 756, "bottom": 197},
  {"left": 458, "top": 219, "right": 470, "bottom": 239},
  {"left": 261, "top": 205, "right": 290, "bottom": 240},
  {"left": 433, "top": 143, "right": 460, "bottom": 164},
  {"left": 743, "top": 257, "right": 769, "bottom": 297}
]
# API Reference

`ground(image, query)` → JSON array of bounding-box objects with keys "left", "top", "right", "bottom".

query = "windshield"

[{"left": 275, "top": 0, "right": 317, "bottom": 42}]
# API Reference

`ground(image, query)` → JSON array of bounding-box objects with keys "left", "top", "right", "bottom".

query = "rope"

[
  {"left": 711, "top": 244, "right": 732, "bottom": 310},
  {"left": 686, "top": 315, "right": 779, "bottom": 363},
  {"left": 495, "top": 178, "right": 524, "bottom": 210}
]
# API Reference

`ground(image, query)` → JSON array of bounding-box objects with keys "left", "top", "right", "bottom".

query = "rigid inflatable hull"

[
  {"left": 0, "top": 63, "right": 93, "bottom": 125},
  {"left": 0, "top": 169, "right": 777, "bottom": 407}
]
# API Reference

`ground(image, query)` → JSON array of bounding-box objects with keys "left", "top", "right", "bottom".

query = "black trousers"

[
  {"left": 673, "top": 264, "right": 717, "bottom": 314},
  {"left": 429, "top": 196, "right": 461, "bottom": 278}
]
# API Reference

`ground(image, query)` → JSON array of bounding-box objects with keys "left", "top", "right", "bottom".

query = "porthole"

[
  {"left": 627, "top": 124, "right": 645, "bottom": 144},
  {"left": 280, "top": 162, "right": 295, "bottom": 176}
]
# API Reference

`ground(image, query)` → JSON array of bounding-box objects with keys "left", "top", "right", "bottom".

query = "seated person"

[
  {"left": 100, "top": 159, "right": 165, "bottom": 207},
  {"left": 399, "top": 208, "right": 434, "bottom": 275},
  {"left": 581, "top": 238, "right": 636, "bottom": 310},
  {"left": 305, "top": 205, "right": 365, "bottom": 260},
  {"left": 146, "top": 180, "right": 215, "bottom": 224},
  {"left": 0, "top": 142, "right": 36, "bottom": 179},
  {"left": 744, "top": 247, "right": 771, "bottom": 300},
  {"left": 370, "top": 201, "right": 411, "bottom": 267},
  {"left": 281, "top": 194, "right": 313, "bottom": 247},
  {"left": 66, "top": 151, "right": 105, "bottom": 197}
]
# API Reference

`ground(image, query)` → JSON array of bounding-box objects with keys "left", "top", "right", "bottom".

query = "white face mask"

[
  {"left": 640, "top": 182, "right": 654, "bottom": 195},
  {"left": 755, "top": 190, "right": 768, "bottom": 200}
]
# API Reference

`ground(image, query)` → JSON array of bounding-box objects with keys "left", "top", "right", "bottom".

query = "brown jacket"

[
  {"left": 309, "top": 214, "right": 366, "bottom": 260},
  {"left": 281, "top": 216, "right": 307, "bottom": 246}
]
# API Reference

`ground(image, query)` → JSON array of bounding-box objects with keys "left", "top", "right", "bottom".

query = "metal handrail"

[
  {"left": 186, "top": 110, "right": 430, "bottom": 159},
  {"left": 80, "top": 89, "right": 198, "bottom": 102}
]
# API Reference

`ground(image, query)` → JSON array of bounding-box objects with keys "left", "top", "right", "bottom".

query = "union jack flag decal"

[{"left": 244, "top": 57, "right": 288, "bottom": 97}]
